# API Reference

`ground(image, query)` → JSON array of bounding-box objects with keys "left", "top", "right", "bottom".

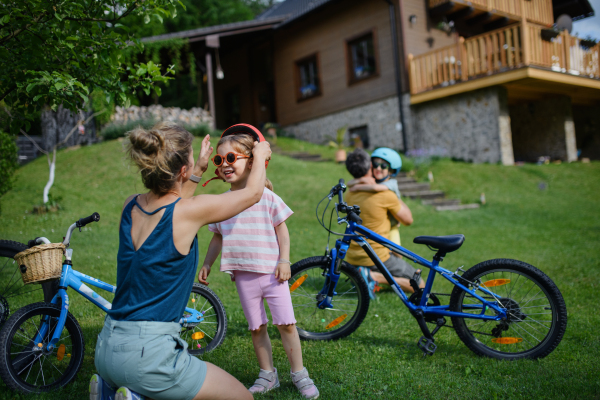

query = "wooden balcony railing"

[
  {"left": 408, "top": 21, "right": 600, "bottom": 95},
  {"left": 428, "top": 0, "right": 554, "bottom": 27}
]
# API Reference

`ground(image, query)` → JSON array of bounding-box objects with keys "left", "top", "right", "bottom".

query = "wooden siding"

[
  {"left": 428, "top": 0, "right": 554, "bottom": 26},
  {"left": 273, "top": 0, "right": 397, "bottom": 127},
  {"left": 401, "top": 0, "right": 459, "bottom": 59}
]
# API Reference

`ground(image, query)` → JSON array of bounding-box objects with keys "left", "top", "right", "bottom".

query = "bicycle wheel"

[
  {"left": 0, "top": 240, "right": 54, "bottom": 326},
  {"left": 0, "top": 302, "right": 85, "bottom": 393},
  {"left": 449, "top": 259, "right": 567, "bottom": 360},
  {"left": 180, "top": 283, "right": 227, "bottom": 356},
  {"left": 289, "top": 256, "right": 370, "bottom": 341}
]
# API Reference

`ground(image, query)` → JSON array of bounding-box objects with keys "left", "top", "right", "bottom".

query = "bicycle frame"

[
  {"left": 31, "top": 255, "right": 205, "bottom": 351},
  {"left": 319, "top": 219, "right": 508, "bottom": 323}
]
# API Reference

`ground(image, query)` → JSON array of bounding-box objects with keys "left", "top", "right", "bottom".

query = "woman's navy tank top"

[{"left": 110, "top": 196, "right": 198, "bottom": 322}]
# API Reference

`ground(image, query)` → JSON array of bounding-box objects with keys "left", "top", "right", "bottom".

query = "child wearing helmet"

[
  {"left": 347, "top": 147, "right": 403, "bottom": 247},
  {"left": 198, "top": 124, "right": 319, "bottom": 400}
]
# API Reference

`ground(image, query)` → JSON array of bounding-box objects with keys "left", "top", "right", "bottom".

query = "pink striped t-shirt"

[{"left": 208, "top": 188, "right": 293, "bottom": 275}]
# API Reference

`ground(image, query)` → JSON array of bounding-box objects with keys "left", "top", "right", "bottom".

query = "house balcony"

[
  {"left": 408, "top": 21, "right": 600, "bottom": 105},
  {"left": 428, "top": 0, "right": 554, "bottom": 28}
]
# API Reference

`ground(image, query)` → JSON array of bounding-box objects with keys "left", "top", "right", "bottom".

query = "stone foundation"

[
  {"left": 408, "top": 87, "right": 514, "bottom": 164},
  {"left": 509, "top": 96, "right": 577, "bottom": 162},
  {"left": 282, "top": 96, "right": 404, "bottom": 150}
]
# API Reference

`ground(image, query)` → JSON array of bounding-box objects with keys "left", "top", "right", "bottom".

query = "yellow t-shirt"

[{"left": 344, "top": 190, "right": 402, "bottom": 266}]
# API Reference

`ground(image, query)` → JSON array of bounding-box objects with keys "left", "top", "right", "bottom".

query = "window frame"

[
  {"left": 294, "top": 53, "right": 322, "bottom": 103},
  {"left": 345, "top": 29, "right": 380, "bottom": 86}
]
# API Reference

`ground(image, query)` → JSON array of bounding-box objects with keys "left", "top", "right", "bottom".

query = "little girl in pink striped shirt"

[{"left": 199, "top": 133, "right": 319, "bottom": 399}]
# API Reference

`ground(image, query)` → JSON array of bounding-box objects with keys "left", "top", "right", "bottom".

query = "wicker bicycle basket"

[{"left": 14, "top": 243, "right": 65, "bottom": 284}]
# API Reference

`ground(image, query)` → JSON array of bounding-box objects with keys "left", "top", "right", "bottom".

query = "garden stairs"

[
  {"left": 276, "top": 147, "right": 479, "bottom": 211},
  {"left": 396, "top": 172, "right": 480, "bottom": 211}
]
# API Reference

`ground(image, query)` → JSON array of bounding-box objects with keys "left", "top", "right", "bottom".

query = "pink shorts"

[{"left": 234, "top": 271, "right": 297, "bottom": 331}]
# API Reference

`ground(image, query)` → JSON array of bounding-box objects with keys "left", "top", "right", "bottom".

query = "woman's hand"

[
  {"left": 198, "top": 265, "right": 211, "bottom": 285},
  {"left": 252, "top": 141, "right": 271, "bottom": 162},
  {"left": 194, "top": 135, "right": 213, "bottom": 174},
  {"left": 275, "top": 262, "right": 291, "bottom": 283}
]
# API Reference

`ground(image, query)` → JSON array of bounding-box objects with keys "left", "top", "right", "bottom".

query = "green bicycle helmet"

[{"left": 371, "top": 147, "right": 402, "bottom": 178}]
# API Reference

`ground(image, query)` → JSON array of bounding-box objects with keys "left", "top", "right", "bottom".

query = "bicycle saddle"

[{"left": 413, "top": 234, "right": 465, "bottom": 253}]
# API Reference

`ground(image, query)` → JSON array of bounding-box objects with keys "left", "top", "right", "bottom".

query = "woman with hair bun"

[{"left": 90, "top": 121, "right": 269, "bottom": 400}]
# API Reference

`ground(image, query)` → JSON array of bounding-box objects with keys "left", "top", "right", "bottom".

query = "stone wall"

[
  {"left": 408, "top": 86, "right": 513, "bottom": 164},
  {"left": 509, "top": 96, "right": 577, "bottom": 162},
  {"left": 41, "top": 105, "right": 97, "bottom": 151},
  {"left": 111, "top": 105, "right": 213, "bottom": 127},
  {"left": 282, "top": 96, "right": 404, "bottom": 150}
]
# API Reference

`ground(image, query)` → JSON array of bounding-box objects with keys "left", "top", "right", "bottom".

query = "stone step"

[
  {"left": 435, "top": 203, "right": 481, "bottom": 212},
  {"left": 403, "top": 190, "right": 445, "bottom": 200},
  {"left": 422, "top": 199, "right": 461, "bottom": 206},
  {"left": 398, "top": 182, "right": 431, "bottom": 191},
  {"left": 283, "top": 152, "right": 330, "bottom": 162},
  {"left": 396, "top": 176, "right": 416, "bottom": 184}
]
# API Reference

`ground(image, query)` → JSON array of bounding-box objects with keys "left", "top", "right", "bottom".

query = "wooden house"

[{"left": 144, "top": 0, "right": 599, "bottom": 163}]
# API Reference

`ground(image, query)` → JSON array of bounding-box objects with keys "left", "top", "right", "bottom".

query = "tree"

[
  {"left": 0, "top": 0, "right": 180, "bottom": 134},
  {"left": 123, "top": 0, "right": 275, "bottom": 38}
]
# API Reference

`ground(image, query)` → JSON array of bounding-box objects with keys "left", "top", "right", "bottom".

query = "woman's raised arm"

[{"left": 184, "top": 141, "right": 271, "bottom": 226}]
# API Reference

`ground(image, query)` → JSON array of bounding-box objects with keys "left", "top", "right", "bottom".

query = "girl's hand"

[
  {"left": 194, "top": 135, "right": 213, "bottom": 174},
  {"left": 275, "top": 262, "right": 291, "bottom": 283},
  {"left": 252, "top": 141, "right": 271, "bottom": 162},
  {"left": 198, "top": 265, "right": 211, "bottom": 285}
]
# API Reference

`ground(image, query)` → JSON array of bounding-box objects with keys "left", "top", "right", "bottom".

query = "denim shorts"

[{"left": 94, "top": 316, "right": 207, "bottom": 400}]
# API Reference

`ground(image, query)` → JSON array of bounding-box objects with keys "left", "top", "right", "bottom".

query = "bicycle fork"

[{"left": 317, "top": 241, "right": 349, "bottom": 309}]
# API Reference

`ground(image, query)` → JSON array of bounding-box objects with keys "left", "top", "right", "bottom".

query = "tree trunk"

[{"left": 40, "top": 105, "right": 97, "bottom": 151}]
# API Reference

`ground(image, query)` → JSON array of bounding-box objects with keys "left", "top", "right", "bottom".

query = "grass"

[{"left": 0, "top": 137, "right": 599, "bottom": 399}]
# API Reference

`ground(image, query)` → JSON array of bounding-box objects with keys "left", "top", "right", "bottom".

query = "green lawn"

[{"left": 0, "top": 137, "right": 598, "bottom": 399}]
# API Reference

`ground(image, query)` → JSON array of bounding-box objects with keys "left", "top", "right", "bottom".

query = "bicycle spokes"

[
  {"left": 458, "top": 269, "right": 555, "bottom": 354},
  {"left": 8, "top": 314, "right": 75, "bottom": 388}
]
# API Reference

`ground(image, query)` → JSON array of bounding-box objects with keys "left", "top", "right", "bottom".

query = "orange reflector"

[
  {"left": 37, "top": 343, "right": 43, "bottom": 348},
  {"left": 482, "top": 279, "right": 511, "bottom": 288},
  {"left": 192, "top": 298, "right": 195, "bottom": 303},
  {"left": 491, "top": 337, "right": 522, "bottom": 344},
  {"left": 289, "top": 274, "right": 308, "bottom": 292},
  {"left": 57, "top": 344, "right": 66, "bottom": 361},
  {"left": 325, "top": 314, "right": 347, "bottom": 329},
  {"left": 192, "top": 332, "right": 205, "bottom": 340}
]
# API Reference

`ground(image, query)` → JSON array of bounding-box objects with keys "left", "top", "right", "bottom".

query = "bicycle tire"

[
  {"left": 0, "top": 240, "right": 60, "bottom": 326},
  {"left": 449, "top": 259, "right": 567, "bottom": 360},
  {"left": 181, "top": 283, "right": 227, "bottom": 356},
  {"left": 0, "top": 302, "right": 85, "bottom": 393},
  {"left": 290, "top": 256, "right": 370, "bottom": 341}
]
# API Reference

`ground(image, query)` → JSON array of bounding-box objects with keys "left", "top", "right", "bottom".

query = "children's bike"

[
  {"left": 0, "top": 213, "right": 227, "bottom": 394},
  {"left": 288, "top": 180, "right": 567, "bottom": 359}
]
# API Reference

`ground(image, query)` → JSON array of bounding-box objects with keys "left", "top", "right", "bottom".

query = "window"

[
  {"left": 295, "top": 54, "right": 321, "bottom": 101},
  {"left": 346, "top": 31, "right": 378, "bottom": 84}
]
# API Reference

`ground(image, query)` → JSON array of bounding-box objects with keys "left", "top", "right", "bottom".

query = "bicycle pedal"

[{"left": 417, "top": 336, "right": 437, "bottom": 356}]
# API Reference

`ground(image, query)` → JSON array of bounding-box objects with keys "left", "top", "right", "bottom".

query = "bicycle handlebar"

[{"left": 76, "top": 212, "right": 100, "bottom": 228}]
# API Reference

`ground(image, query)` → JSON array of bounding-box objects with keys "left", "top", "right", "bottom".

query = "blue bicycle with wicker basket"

[
  {"left": 288, "top": 179, "right": 567, "bottom": 359},
  {"left": 0, "top": 212, "right": 227, "bottom": 394}
]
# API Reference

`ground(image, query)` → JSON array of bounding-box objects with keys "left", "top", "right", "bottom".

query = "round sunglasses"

[
  {"left": 372, "top": 161, "right": 390, "bottom": 170},
  {"left": 211, "top": 152, "right": 250, "bottom": 167}
]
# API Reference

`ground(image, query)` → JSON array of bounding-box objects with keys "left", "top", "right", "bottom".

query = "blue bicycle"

[
  {"left": 0, "top": 213, "right": 227, "bottom": 394},
  {"left": 289, "top": 180, "right": 567, "bottom": 359}
]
